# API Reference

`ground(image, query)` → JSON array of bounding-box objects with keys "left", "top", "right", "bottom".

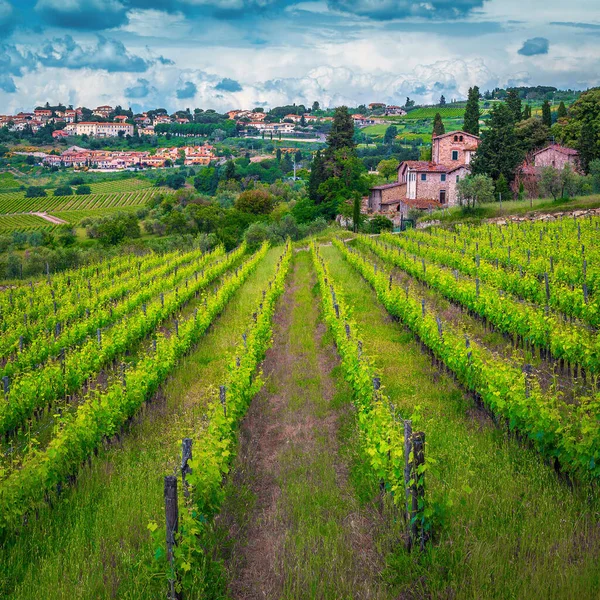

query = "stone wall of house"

[
  {"left": 534, "top": 148, "right": 578, "bottom": 170},
  {"left": 416, "top": 173, "right": 446, "bottom": 202},
  {"left": 433, "top": 133, "right": 479, "bottom": 166}
]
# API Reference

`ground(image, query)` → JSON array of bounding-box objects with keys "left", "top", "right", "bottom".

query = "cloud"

[
  {"left": 176, "top": 80, "right": 197, "bottom": 99},
  {"left": 36, "top": 35, "right": 156, "bottom": 72},
  {"left": 518, "top": 37, "right": 550, "bottom": 56},
  {"left": 327, "top": 0, "right": 486, "bottom": 20},
  {"left": 125, "top": 77, "right": 154, "bottom": 98},
  {"left": 0, "top": 43, "right": 37, "bottom": 92},
  {"left": 215, "top": 77, "right": 242, "bottom": 92},
  {"left": 0, "top": 0, "right": 15, "bottom": 38},
  {"left": 35, "top": 0, "right": 129, "bottom": 30}
]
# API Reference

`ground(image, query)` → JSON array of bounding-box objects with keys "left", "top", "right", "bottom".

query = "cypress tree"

[
  {"left": 506, "top": 89, "right": 522, "bottom": 122},
  {"left": 557, "top": 101, "right": 568, "bottom": 120},
  {"left": 471, "top": 102, "right": 524, "bottom": 183},
  {"left": 352, "top": 194, "right": 361, "bottom": 233},
  {"left": 523, "top": 104, "right": 532, "bottom": 120},
  {"left": 433, "top": 112, "right": 445, "bottom": 137},
  {"left": 542, "top": 100, "right": 552, "bottom": 128},
  {"left": 577, "top": 122, "right": 597, "bottom": 174},
  {"left": 325, "top": 106, "right": 356, "bottom": 155},
  {"left": 308, "top": 150, "right": 327, "bottom": 203},
  {"left": 463, "top": 86, "right": 480, "bottom": 136}
]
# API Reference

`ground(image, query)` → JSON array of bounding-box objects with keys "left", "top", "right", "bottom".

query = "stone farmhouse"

[
  {"left": 367, "top": 130, "right": 480, "bottom": 222},
  {"left": 515, "top": 143, "right": 580, "bottom": 198}
]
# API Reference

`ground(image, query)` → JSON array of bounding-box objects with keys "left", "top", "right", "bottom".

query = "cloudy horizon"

[{"left": 0, "top": 0, "right": 599, "bottom": 114}]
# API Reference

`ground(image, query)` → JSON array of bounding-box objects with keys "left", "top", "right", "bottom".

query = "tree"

[
  {"left": 439, "top": 95, "right": 446, "bottom": 106},
  {"left": 25, "top": 186, "right": 46, "bottom": 198},
  {"left": 463, "top": 86, "right": 480, "bottom": 136},
  {"left": 308, "top": 150, "right": 327, "bottom": 203},
  {"left": 432, "top": 112, "right": 445, "bottom": 137},
  {"left": 495, "top": 174, "right": 511, "bottom": 201},
  {"left": 577, "top": 121, "right": 597, "bottom": 173},
  {"left": 235, "top": 188, "right": 276, "bottom": 214},
  {"left": 300, "top": 115, "right": 307, "bottom": 127},
  {"left": 54, "top": 185, "right": 72, "bottom": 196},
  {"left": 276, "top": 148, "right": 282, "bottom": 162},
  {"left": 557, "top": 101, "right": 568, "bottom": 120},
  {"left": 384, "top": 125, "right": 398, "bottom": 145},
  {"left": 457, "top": 174, "right": 495, "bottom": 209},
  {"left": 542, "top": 100, "right": 552, "bottom": 128},
  {"left": 471, "top": 102, "right": 524, "bottom": 183},
  {"left": 377, "top": 158, "right": 399, "bottom": 180},
  {"left": 223, "top": 159, "right": 236, "bottom": 181},
  {"left": 540, "top": 166, "right": 562, "bottom": 200},
  {"left": 294, "top": 150, "right": 302, "bottom": 164},
  {"left": 76, "top": 184, "right": 91, "bottom": 195},
  {"left": 312, "top": 101, "right": 320, "bottom": 112},
  {"left": 560, "top": 164, "right": 579, "bottom": 198},
  {"left": 515, "top": 117, "right": 550, "bottom": 154},
  {"left": 325, "top": 106, "right": 355, "bottom": 155},
  {"left": 506, "top": 89, "right": 522, "bottom": 122}
]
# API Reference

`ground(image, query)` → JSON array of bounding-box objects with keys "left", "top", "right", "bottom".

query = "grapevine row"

[
  {"left": 0, "top": 242, "right": 269, "bottom": 535},
  {"left": 361, "top": 235, "right": 598, "bottom": 374},
  {"left": 334, "top": 239, "right": 600, "bottom": 480},
  {"left": 0, "top": 247, "right": 223, "bottom": 376},
  {"left": 0, "top": 244, "right": 246, "bottom": 437}
]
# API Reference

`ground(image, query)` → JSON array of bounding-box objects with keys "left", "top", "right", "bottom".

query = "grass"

[
  {"left": 321, "top": 243, "right": 600, "bottom": 599},
  {"left": 221, "top": 251, "right": 393, "bottom": 599},
  {"left": 0, "top": 246, "right": 282, "bottom": 600},
  {"left": 423, "top": 194, "right": 600, "bottom": 224}
]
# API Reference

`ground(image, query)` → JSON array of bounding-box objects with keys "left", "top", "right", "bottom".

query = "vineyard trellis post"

[
  {"left": 409, "top": 432, "right": 426, "bottom": 552},
  {"left": 164, "top": 475, "right": 180, "bottom": 600},
  {"left": 181, "top": 438, "right": 192, "bottom": 499}
]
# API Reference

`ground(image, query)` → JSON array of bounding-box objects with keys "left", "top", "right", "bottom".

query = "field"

[
  {"left": 1, "top": 214, "right": 600, "bottom": 599},
  {"left": 0, "top": 214, "right": 57, "bottom": 233},
  {"left": 0, "top": 188, "right": 157, "bottom": 215}
]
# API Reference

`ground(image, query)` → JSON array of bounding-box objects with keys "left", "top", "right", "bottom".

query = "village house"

[
  {"left": 245, "top": 122, "right": 295, "bottom": 135},
  {"left": 92, "top": 105, "right": 113, "bottom": 118},
  {"left": 352, "top": 115, "right": 376, "bottom": 127},
  {"left": 368, "top": 103, "right": 386, "bottom": 111},
  {"left": 153, "top": 115, "right": 172, "bottom": 126},
  {"left": 368, "top": 130, "right": 480, "bottom": 223},
  {"left": 385, "top": 105, "right": 407, "bottom": 116},
  {"left": 532, "top": 144, "right": 580, "bottom": 170},
  {"left": 114, "top": 115, "right": 129, "bottom": 123},
  {"left": 34, "top": 109, "right": 53, "bottom": 121},
  {"left": 64, "top": 122, "right": 134, "bottom": 137}
]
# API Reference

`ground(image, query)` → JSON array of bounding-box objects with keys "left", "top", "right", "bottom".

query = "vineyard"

[
  {"left": 0, "top": 214, "right": 57, "bottom": 233},
  {"left": 1, "top": 217, "right": 600, "bottom": 599},
  {"left": 0, "top": 188, "right": 158, "bottom": 216}
]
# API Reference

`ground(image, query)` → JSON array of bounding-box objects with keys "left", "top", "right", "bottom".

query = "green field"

[
  {"left": 0, "top": 189, "right": 159, "bottom": 215},
  {"left": 53, "top": 205, "right": 141, "bottom": 225},
  {"left": 0, "top": 214, "right": 57, "bottom": 233}
]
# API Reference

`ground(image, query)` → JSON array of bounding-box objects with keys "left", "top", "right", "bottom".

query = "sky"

[{"left": 0, "top": 0, "right": 599, "bottom": 114}]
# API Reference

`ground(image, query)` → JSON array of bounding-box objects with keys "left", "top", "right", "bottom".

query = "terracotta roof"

[
  {"left": 402, "top": 198, "right": 441, "bottom": 209},
  {"left": 533, "top": 144, "right": 579, "bottom": 157}
]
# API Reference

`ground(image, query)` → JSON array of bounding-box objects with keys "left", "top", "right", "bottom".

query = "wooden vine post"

[
  {"left": 181, "top": 438, "right": 192, "bottom": 499},
  {"left": 409, "top": 432, "right": 426, "bottom": 552},
  {"left": 164, "top": 475, "right": 180, "bottom": 600}
]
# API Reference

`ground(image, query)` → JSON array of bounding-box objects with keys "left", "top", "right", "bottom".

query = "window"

[
  {"left": 421, "top": 173, "right": 427, "bottom": 181},
  {"left": 456, "top": 175, "right": 460, "bottom": 182},
  {"left": 452, "top": 150, "right": 459, "bottom": 161},
  {"left": 454, "top": 135, "right": 458, "bottom": 141},
  {"left": 440, "top": 189, "right": 447, "bottom": 204},
  {"left": 459, "top": 135, "right": 464, "bottom": 142},
  {"left": 441, "top": 174, "right": 446, "bottom": 182}
]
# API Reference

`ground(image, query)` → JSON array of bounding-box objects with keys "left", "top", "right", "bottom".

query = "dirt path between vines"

[{"left": 222, "top": 250, "right": 389, "bottom": 600}]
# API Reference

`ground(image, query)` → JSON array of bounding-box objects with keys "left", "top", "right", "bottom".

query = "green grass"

[
  {"left": 53, "top": 205, "right": 141, "bottom": 224},
  {"left": 322, "top": 243, "right": 600, "bottom": 599},
  {"left": 222, "top": 251, "right": 393, "bottom": 598},
  {"left": 0, "top": 247, "right": 282, "bottom": 600}
]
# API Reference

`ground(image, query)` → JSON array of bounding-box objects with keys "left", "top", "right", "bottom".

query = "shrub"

[
  {"left": 69, "top": 176, "right": 85, "bottom": 186},
  {"left": 76, "top": 185, "right": 91, "bottom": 195},
  {"left": 25, "top": 186, "right": 46, "bottom": 198},
  {"left": 54, "top": 185, "right": 73, "bottom": 196}
]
